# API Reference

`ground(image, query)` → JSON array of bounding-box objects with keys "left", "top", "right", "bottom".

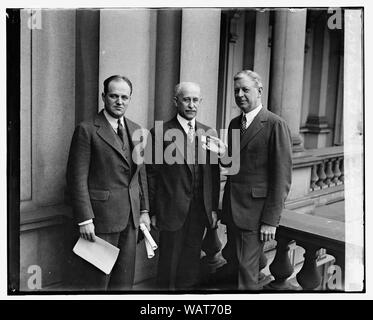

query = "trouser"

[
  {"left": 73, "top": 220, "right": 137, "bottom": 291},
  {"left": 223, "top": 221, "right": 264, "bottom": 290},
  {"left": 156, "top": 198, "right": 208, "bottom": 290}
]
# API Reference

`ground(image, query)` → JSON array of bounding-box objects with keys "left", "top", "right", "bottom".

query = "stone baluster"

[
  {"left": 258, "top": 250, "right": 270, "bottom": 286},
  {"left": 332, "top": 158, "right": 342, "bottom": 185},
  {"left": 268, "top": 237, "right": 297, "bottom": 290},
  {"left": 316, "top": 161, "right": 327, "bottom": 188},
  {"left": 310, "top": 164, "right": 319, "bottom": 191},
  {"left": 296, "top": 243, "right": 322, "bottom": 290},
  {"left": 325, "top": 159, "right": 334, "bottom": 187},
  {"left": 339, "top": 158, "right": 344, "bottom": 183},
  {"left": 201, "top": 226, "right": 226, "bottom": 274},
  {"left": 259, "top": 250, "right": 268, "bottom": 271}
]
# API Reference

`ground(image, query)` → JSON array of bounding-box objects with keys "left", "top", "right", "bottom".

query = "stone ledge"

[
  {"left": 292, "top": 146, "right": 344, "bottom": 168},
  {"left": 280, "top": 209, "right": 345, "bottom": 245},
  {"left": 20, "top": 204, "right": 73, "bottom": 232}
]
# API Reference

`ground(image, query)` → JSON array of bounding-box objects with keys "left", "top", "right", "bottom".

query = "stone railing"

[
  {"left": 301, "top": 147, "right": 344, "bottom": 191},
  {"left": 268, "top": 209, "right": 345, "bottom": 291},
  {"left": 287, "top": 146, "right": 344, "bottom": 213}
]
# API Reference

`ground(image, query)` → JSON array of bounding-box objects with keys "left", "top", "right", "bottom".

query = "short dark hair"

[{"left": 103, "top": 75, "right": 133, "bottom": 95}]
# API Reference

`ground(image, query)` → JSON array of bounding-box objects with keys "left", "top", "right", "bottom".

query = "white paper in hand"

[
  {"left": 200, "top": 135, "right": 223, "bottom": 154},
  {"left": 140, "top": 223, "right": 158, "bottom": 250},
  {"left": 73, "top": 236, "right": 120, "bottom": 274},
  {"left": 140, "top": 223, "right": 158, "bottom": 259},
  {"left": 144, "top": 238, "right": 155, "bottom": 258}
]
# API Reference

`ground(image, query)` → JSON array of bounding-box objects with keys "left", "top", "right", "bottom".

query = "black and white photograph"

[{"left": 4, "top": 1, "right": 368, "bottom": 302}]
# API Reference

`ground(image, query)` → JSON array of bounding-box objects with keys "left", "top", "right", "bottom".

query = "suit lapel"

[
  {"left": 124, "top": 117, "right": 140, "bottom": 178},
  {"left": 95, "top": 111, "right": 130, "bottom": 165},
  {"left": 195, "top": 121, "right": 207, "bottom": 165},
  {"left": 240, "top": 107, "right": 267, "bottom": 151}
]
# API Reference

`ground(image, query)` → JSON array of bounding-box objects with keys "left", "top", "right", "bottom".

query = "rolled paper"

[
  {"left": 139, "top": 223, "right": 158, "bottom": 250},
  {"left": 144, "top": 238, "right": 155, "bottom": 259}
]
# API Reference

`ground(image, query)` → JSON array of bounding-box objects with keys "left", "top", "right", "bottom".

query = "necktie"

[
  {"left": 187, "top": 121, "right": 195, "bottom": 143},
  {"left": 117, "top": 119, "right": 124, "bottom": 143},
  {"left": 240, "top": 114, "right": 247, "bottom": 136},
  {"left": 117, "top": 119, "right": 128, "bottom": 153}
]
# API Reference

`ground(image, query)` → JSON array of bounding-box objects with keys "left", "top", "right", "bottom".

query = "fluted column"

[{"left": 269, "top": 9, "right": 307, "bottom": 152}]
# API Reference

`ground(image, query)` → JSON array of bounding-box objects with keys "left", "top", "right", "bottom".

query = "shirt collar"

[
  {"left": 177, "top": 113, "right": 196, "bottom": 134},
  {"left": 103, "top": 109, "right": 124, "bottom": 132},
  {"left": 243, "top": 104, "right": 263, "bottom": 120}
]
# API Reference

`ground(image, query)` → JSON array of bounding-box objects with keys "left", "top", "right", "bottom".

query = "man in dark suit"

[
  {"left": 146, "top": 82, "right": 220, "bottom": 290},
  {"left": 208, "top": 70, "right": 292, "bottom": 290},
  {"left": 66, "top": 75, "right": 150, "bottom": 290}
]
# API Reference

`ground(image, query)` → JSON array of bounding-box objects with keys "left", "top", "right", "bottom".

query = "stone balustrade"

[
  {"left": 292, "top": 146, "right": 344, "bottom": 193},
  {"left": 268, "top": 209, "right": 345, "bottom": 291},
  {"left": 310, "top": 156, "right": 344, "bottom": 191}
]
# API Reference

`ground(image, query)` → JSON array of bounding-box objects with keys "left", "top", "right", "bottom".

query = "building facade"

[{"left": 12, "top": 7, "right": 364, "bottom": 291}]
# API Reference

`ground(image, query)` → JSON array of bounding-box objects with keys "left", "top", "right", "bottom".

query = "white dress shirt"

[
  {"left": 242, "top": 104, "right": 263, "bottom": 129},
  {"left": 177, "top": 113, "right": 196, "bottom": 134},
  {"left": 103, "top": 109, "right": 124, "bottom": 133}
]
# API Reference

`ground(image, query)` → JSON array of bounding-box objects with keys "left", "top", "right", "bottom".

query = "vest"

[{"left": 186, "top": 136, "right": 203, "bottom": 200}]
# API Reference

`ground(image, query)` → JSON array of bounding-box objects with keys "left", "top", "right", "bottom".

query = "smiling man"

[
  {"left": 66, "top": 75, "right": 150, "bottom": 290},
  {"left": 217, "top": 70, "right": 293, "bottom": 290}
]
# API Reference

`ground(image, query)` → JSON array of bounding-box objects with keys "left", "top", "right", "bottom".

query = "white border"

[{"left": 1, "top": 0, "right": 370, "bottom": 301}]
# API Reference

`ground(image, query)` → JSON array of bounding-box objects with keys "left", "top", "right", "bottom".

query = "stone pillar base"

[
  {"left": 301, "top": 115, "right": 332, "bottom": 148},
  {"left": 291, "top": 133, "right": 304, "bottom": 152}
]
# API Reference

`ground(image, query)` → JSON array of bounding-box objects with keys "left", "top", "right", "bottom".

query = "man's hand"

[
  {"left": 201, "top": 136, "right": 227, "bottom": 157},
  {"left": 260, "top": 224, "right": 276, "bottom": 242},
  {"left": 139, "top": 211, "right": 151, "bottom": 231},
  {"left": 79, "top": 222, "right": 96, "bottom": 242},
  {"left": 211, "top": 211, "right": 218, "bottom": 229}
]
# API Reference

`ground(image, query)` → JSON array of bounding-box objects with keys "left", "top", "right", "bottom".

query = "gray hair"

[
  {"left": 234, "top": 70, "right": 263, "bottom": 89},
  {"left": 174, "top": 82, "right": 201, "bottom": 97}
]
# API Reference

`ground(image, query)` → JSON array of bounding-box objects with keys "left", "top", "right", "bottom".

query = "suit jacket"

[
  {"left": 221, "top": 107, "right": 292, "bottom": 231},
  {"left": 66, "top": 110, "right": 149, "bottom": 233},
  {"left": 146, "top": 116, "right": 220, "bottom": 232}
]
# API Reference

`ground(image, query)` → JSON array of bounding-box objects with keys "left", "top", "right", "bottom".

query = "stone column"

[
  {"left": 75, "top": 9, "right": 100, "bottom": 124},
  {"left": 179, "top": 8, "right": 221, "bottom": 128},
  {"left": 30, "top": 10, "right": 76, "bottom": 208},
  {"left": 99, "top": 9, "right": 157, "bottom": 128},
  {"left": 303, "top": 17, "right": 332, "bottom": 149},
  {"left": 269, "top": 9, "right": 307, "bottom": 152},
  {"left": 220, "top": 12, "right": 245, "bottom": 136},
  {"left": 253, "top": 10, "right": 271, "bottom": 108},
  {"left": 154, "top": 9, "right": 182, "bottom": 122}
]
